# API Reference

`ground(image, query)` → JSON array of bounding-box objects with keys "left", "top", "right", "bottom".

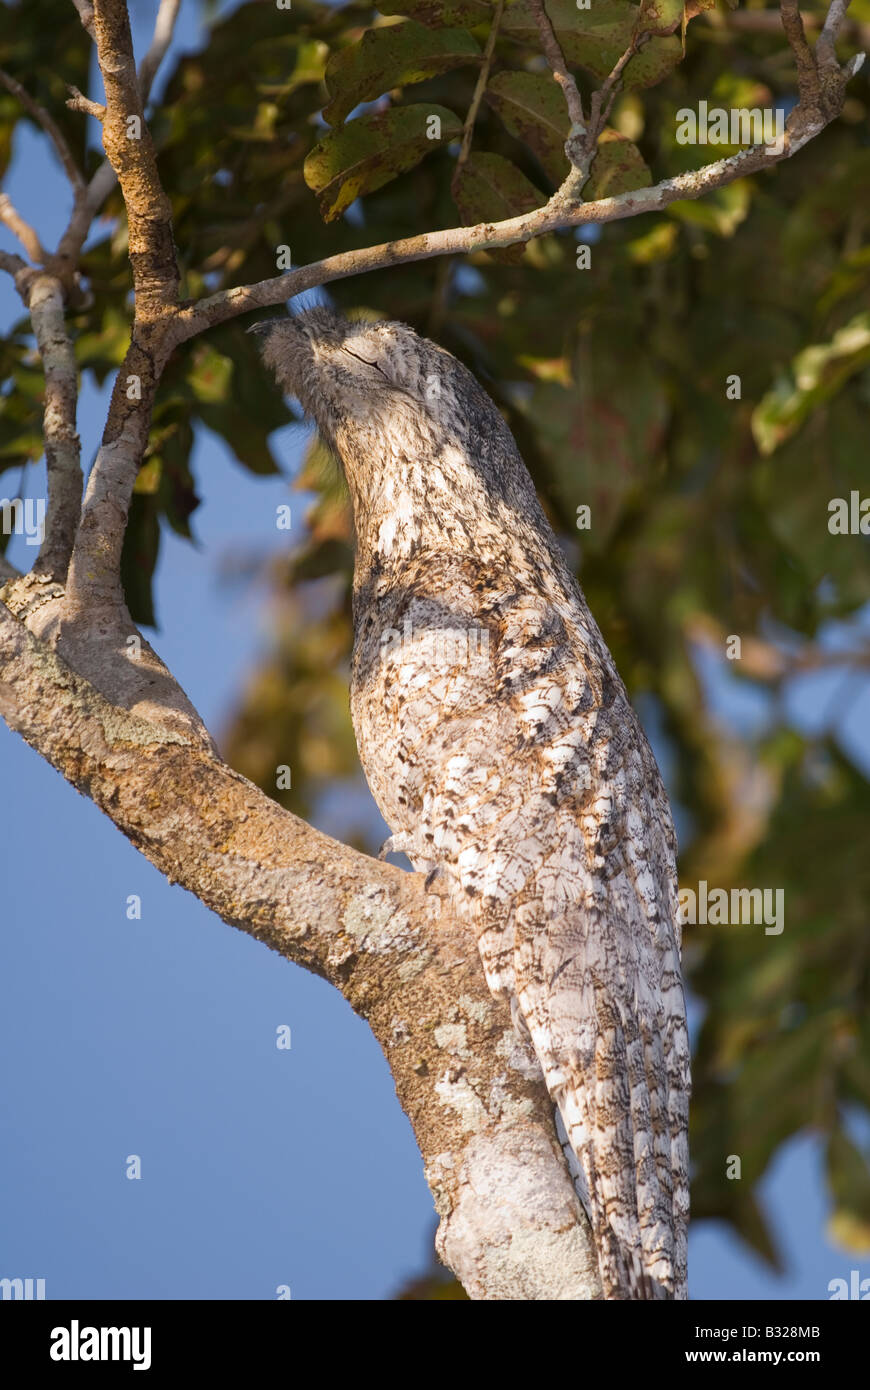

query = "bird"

[{"left": 250, "top": 306, "right": 691, "bottom": 1300}]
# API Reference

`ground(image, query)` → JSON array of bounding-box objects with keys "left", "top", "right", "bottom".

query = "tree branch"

[
  {"left": 60, "top": 0, "right": 181, "bottom": 269},
  {"left": 25, "top": 276, "right": 83, "bottom": 582},
  {"left": 70, "top": 0, "right": 179, "bottom": 315},
  {"left": 173, "top": 0, "right": 860, "bottom": 342},
  {"left": 0, "top": 192, "right": 45, "bottom": 264},
  {"left": 0, "top": 249, "right": 28, "bottom": 279},
  {"left": 0, "top": 598, "right": 602, "bottom": 1300},
  {"left": 71, "top": 0, "right": 96, "bottom": 40},
  {"left": 62, "top": 0, "right": 182, "bottom": 611},
  {"left": 1, "top": 0, "right": 862, "bottom": 1299},
  {"left": 0, "top": 69, "right": 86, "bottom": 195},
  {"left": 137, "top": 0, "right": 182, "bottom": 105},
  {"left": 703, "top": 4, "right": 870, "bottom": 53},
  {"left": 528, "top": 0, "right": 586, "bottom": 131},
  {"left": 780, "top": 0, "right": 820, "bottom": 104}
]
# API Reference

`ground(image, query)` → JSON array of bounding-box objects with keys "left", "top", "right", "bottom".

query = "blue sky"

[{"left": 1, "top": 0, "right": 868, "bottom": 1301}]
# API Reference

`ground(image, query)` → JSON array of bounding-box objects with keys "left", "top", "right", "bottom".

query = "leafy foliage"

[{"left": 2, "top": 0, "right": 869, "bottom": 1283}]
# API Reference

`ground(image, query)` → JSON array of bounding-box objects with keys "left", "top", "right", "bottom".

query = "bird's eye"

[{"left": 343, "top": 347, "right": 388, "bottom": 377}]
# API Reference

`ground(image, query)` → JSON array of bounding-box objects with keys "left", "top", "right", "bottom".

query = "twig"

[
  {"left": 780, "top": 0, "right": 820, "bottom": 104},
  {"left": 0, "top": 69, "right": 86, "bottom": 204},
  {"left": 703, "top": 5, "right": 870, "bottom": 52},
  {"left": 0, "top": 69, "right": 86, "bottom": 194},
  {"left": 71, "top": 0, "right": 96, "bottom": 39},
  {"left": 0, "top": 193, "right": 45, "bottom": 264},
  {"left": 65, "top": 85, "right": 106, "bottom": 120},
  {"left": 528, "top": 0, "right": 586, "bottom": 130},
  {"left": 138, "top": 0, "right": 182, "bottom": 104},
  {"left": 0, "top": 248, "right": 28, "bottom": 278},
  {"left": 454, "top": 0, "right": 505, "bottom": 183},
  {"left": 590, "top": 30, "right": 650, "bottom": 137}
]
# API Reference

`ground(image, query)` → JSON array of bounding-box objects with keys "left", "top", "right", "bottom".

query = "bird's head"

[
  {"left": 249, "top": 305, "right": 545, "bottom": 563},
  {"left": 248, "top": 307, "right": 452, "bottom": 434}
]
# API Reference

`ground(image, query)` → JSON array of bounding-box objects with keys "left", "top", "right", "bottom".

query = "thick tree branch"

[
  {"left": 0, "top": 598, "right": 602, "bottom": 1300},
  {"left": 60, "top": 0, "right": 181, "bottom": 269},
  {"left": 62, "top": 0, "right": 182, "bottom": 611},
  {"left": 1, "top": 0, "right": 862, "bottom": 1299},
  {"left": 79, "top": 0, "right": 179, "bottom": 314}
]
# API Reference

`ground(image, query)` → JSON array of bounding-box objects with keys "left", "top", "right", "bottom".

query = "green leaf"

[
  {"left": 585, "top": 128, "right": 652, "bottom": 199},
  {"left": 322, "top": 21, "right": 481, "bottom": 126},
  {"left": 484, "top": 71, "right": 570, "bottom": 187},
  {"left": 304, "top": 103, "right": 462, "bottom": 220},
  {"left": 377, "top": 0, "right": 494, "bottom": 27},
  {"left": 452, "top": 152, "right": 546, "bottom": 262},
  {"left": 752, "top": 312, "right": 870, "bottom": 456},
  {"left": 638, "top": 0, "right": 684, "bottom": 36}
]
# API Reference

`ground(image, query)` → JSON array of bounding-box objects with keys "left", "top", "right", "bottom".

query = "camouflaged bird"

[{"left": 252, "top": 306, "right": 690, "bottom": 1300}]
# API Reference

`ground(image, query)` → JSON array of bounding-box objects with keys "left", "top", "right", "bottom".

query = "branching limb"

[
  {"left": 176, "top": 0, "right": 861, "bottom": 339},
  {"left": 61, "top": 0, "right": 182, "bottom": 268},
  {"left": 0, "top": 250, "right": 27, "bottom": 278},
  {"left": 781, "top": 0, "right": 822, "bottom": 104},
  {"left": 590, "top": 29, "right": 650, "bottom": 137},
  {"left": 0, "top": 600, "right": 602, "bottom": 1301},
  {"left": 75, "top": 0, "right": 179, "bottom": 314},
  {"left": 528, "top": 0, "right": 586, "bottom": 130},
  {"left": 62, "top": 333, "right": 169, "bottom": 612},
  {"left": 63, "top": 0, "right": 182, "bottom": 611}
]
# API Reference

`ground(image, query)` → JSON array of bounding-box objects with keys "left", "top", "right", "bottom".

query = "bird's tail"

[{"left": 528, "top": 981, "right": 690, "bottom": 1301}]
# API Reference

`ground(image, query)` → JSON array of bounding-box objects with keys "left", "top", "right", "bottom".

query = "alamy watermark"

[
  {"left": 379, "top": 617, "right": 490, "bottom": 670},
  {"left": 679, "top": 881, "right": 784, "bottom": 935},
  {"left": 1, "top": 496, "right": 45, "bottom": 547},
  {"left": 1, "top": 1276, "right": 45, "bottom": 1299},
  {"left": 676, "top": 102, "right": 785, "bottom": 156}
]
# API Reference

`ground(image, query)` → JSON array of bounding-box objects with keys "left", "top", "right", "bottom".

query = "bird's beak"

[{"left": 246, "top": 318, "right": 283, "bottom": 336}]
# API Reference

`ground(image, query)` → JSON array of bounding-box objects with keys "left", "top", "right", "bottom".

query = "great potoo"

[{"left": 252, "top": 306, "right": 691, "bottom": 1300}]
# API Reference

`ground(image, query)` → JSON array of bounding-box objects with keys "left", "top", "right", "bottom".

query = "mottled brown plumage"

[{"left": 253, "top": 307, "right": 691, "bottom": 1299}]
